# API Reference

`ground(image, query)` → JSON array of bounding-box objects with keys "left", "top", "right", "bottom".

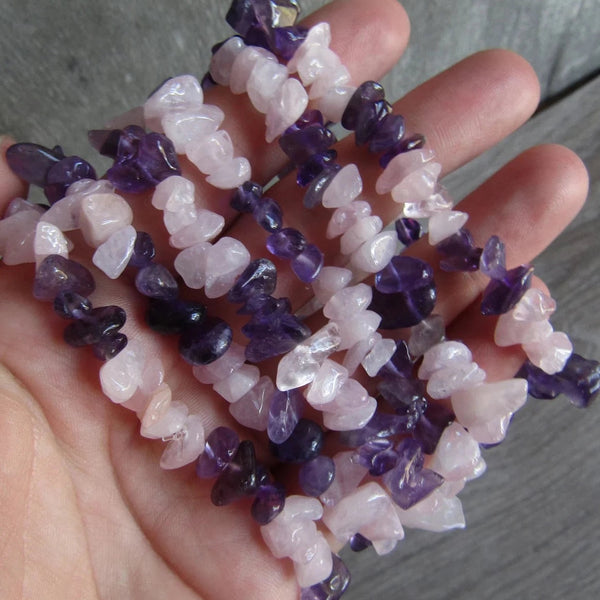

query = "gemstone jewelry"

[{"left": 2, "top": 1, "right": 599, "bottom": 598}]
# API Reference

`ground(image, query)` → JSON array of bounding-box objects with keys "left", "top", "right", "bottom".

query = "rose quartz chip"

[
  {"left": 143, "top": 75, "right": 204, "bottom": 131},
  {"left": 209, "top": 36, "right": 246, "bottom": 85},
  {"left": 350, "top": 230, "right": 398, "bottom": 273},
  {"left": 513, "top": 288, "right": 556, "bottom": 321},
  {"left": 206, "top": 157, "right": 252, "bottom": 189},
  {"left": 403, "top": 188, "right": 454, "bottom": 219},
  {"left": 169, "top": 209, "right": 225, "bottom": 248},
  {"left": 0, "top": 210, "right": 39, "bottom": 265},
  {"left": 339, "top": 215, "right": 383, "bottom": 255},
  {"left": 287, "top": 22, "right": 332, "bottom": 73},
  {"left": 92, "top": 225, "right": 136, "bottom": 279},
  {"left": 163, "top": 105, "right": 225, "bottom": 154},
  {"left": 152, "top": 175, "right": 195, "bottom": 211},
  {"left": 141, "top": 385, "right": 188, "bottom": 439},
  {"left": 186, "top": 129, "right": 234, "bottom": 175},
  {"left": 293, "top": 532, "right": 333, "bottom": 588},
  {"left": 396, "top": 485, "right": 465, "bottom": 532},
  {"left": 315, "top": 85, "right": 356, "bottom": 124},
  {"left": 429, "top": 422, "right": 486, "bottom": 481},
  {"left": 320, "top": 451, "right": 368, "bottom": 508},
  {"left": 426, "top": 362, "right": 487, "bottom": 399},
  {"left": 523, "top": 331, "right": 573, "bottom": 374},
  {"left": 322, "top": 397, "right": 377, "bottom": 431},
  {"left": 391, "top": 162, "right": 442, "bottom": 204},
  {"left": 163, "top": 203, "right": 198, "bottom": 235},
  {"left": 5, "top": 197, "right": 45, "bottom": 217},
  {"left": 409, "top": 314, "right": 446, "bottom": 358},
  {"left": 326, "top": 200, "right": 372, "bottom": 239},
  {"left": 204, "top": 237, "right": 251, "bottom": 298},
  {"left": 265, "top": 78, "right": 309, "bottom": 143},
  {"left": 192, "top": 342, "right": 246, "bottom": 384},
  {"left": 428, "top": 210, "right": 469, "bottom": 245},
  {"left": 495, "top": 314, "right": 553, "bottom": 347},
  {"left": 309, "top": 64, "right": 351, "bottom": 99},
  {"left": 323, "top": 482, "right": 403, "bottom": 546},
  {"left": 139, "top": 357, "right": 165, "bottom": 395},
  {"left": 335, "top": 310, "right": 381, "bottom": 350},
  {"left": 247, "top": 60, "right": 289, "bottom": 113},
  {"left": 229, "top": 376, "right": 274, "bottom": 430},
  {"left": 418, "top": 341, "right": 472, "bottom": 379},
  {"left": 213, "top": 363, "right": 260, "bottom": 403},
  {"left": 343, "top": 333, "right": 379, "bottom": 376},
  {"left": 306, "top": 359, "right": 349, "bottom": 407},
  {"left": 297, "top": 45, "right": 341, "bottom": 86},
  {"left": 99, "top": 339, "right": 147, "bottom": 403},
  {"left": 79, "top": 193, "right": 133, "bottom": 247},
  {"left": 311, "top": 266, "right": 352, "bottom": 305},
  {"left": 323, "top": 283, "right": 372, "bottom": 321},
  {"left": 451, "top": 378, "right": 528, "bottom": 444},
  {"left": 230, "top": 46, "right": 277, "bottom": 95},
  {"left": 362, "top": 337, "right": 396, "bottom": 377},
  {"left": 174, "top": 242, "right": 210, "bottom": 289},
  {"left": 322, "top": 164, "right": 362, "bottom": 209},
  {"left": 34, "top": 221, "right": 69, "bottom": 267},
  {"left": 44, "top": 195, "right": 82, "bottom": 232},
  {"left": 376, "top": 149, "right": 436, "bottom": 195},
  {"left": 160, "top": 414, "right": 206, "bottom": 470}
]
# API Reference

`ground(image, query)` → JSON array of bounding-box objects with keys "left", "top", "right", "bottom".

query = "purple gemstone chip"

[
  {"left": 299, "top": 455, "right": 335, "bottom": 496},
  {"left": 128, "top": 231, "right": 156, "bottom": 269},
  {"left": 480, "top": 264, "right": 533, "bottom": 315},
  {"left": 341, "top": 81, "right": 386, "bottom": 131},
  {"left": 231, "top": 180, "right": 263, "bottom": 213},
  {"left": 34, "top": 255, "right": 96, "bottom": 302},
  {"left": 92, "top": 333, "right": 128, "bottom": 361},
  {"left": 6, "top": 143, "right": 64, "bottom": 187},
  {"left": 228, "top": 259, "right": 277, "bottom": 304},
  {"left": 196, "top": 427, "right": 240, "bottom": 479},
  {"left": 270, "top": 418, "right": 323, "bottom": 463},
  {"left": 395, "top": 218, "right": 422, "bottom": 247},
  {"left": 44, "top": 156, "right": 97, "bottom": 205},
  {"left": 135, "top": 264, "right": 178, "bottom": 300},
  {"left": 300, "top": 554, "right": 350, "bottom": 600},
  {"left": 63, "top": 305, "right": 126, "bottom": 347},
  {"left": 211, "top": 440, "right": 259, "bottom": 506},
  {"left": 179, "top": 317, "right": 233, "bottom": 365},
  {"left": 251, "top": 483, "right": 286, "bottom": 525},
  {"left": 146, "top": 298, "right": 206, "bottom": 335},
  {"left": 436, "top": 228, "right": 483, "bottom": 272},
  {"left": 291, "top": 243, "right": 324, "bottom": 283}
]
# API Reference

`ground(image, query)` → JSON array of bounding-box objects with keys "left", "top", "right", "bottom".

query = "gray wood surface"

[{"left": 1, "top": 1, "right": 599, "bottom": 599}]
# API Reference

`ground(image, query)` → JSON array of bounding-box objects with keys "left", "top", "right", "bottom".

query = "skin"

[{"left": 0, "top": 0, "right": 589, "bottom": 599}]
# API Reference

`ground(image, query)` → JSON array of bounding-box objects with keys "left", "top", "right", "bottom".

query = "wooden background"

[{"left": 1, "top": 1, "right": 598, "bottom": 598}]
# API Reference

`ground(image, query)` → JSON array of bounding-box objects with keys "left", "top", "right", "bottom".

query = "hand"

[{"left": 0, "top": 1, "right": 588, "bottom": 599}]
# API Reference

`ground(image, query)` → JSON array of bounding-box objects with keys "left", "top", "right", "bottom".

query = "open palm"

[{"left": 0, "top": 1, "right": 589, "bottom": 599}]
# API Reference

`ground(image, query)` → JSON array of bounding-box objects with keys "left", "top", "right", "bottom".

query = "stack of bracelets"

[{"left": 1, "top": 1, "right": 598, "bottom": 597}]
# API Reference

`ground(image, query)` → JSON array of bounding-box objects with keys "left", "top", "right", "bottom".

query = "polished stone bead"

[
  {"left": 299, "top": 455, "right": 335, "bottom": 497},
  {"left": 128, "top": 231, "right": 156, "bottom": 268},
  {"left": 228, "top": 258, "right": 277, "bottom": 303},
  {"left": 231, "top": 180, "right": 263, "bottom": 213},
  {"left": 280, "top": 123, "right": 336, "bottom": 165},
  {"left": 211, "top": 440, "right": 259, "bottom": 506},
  {"left": 33, "top": 255, "right": 95, "bottom": 302},
  {"left": 251, "top": 483, "right": 286, "bottom": 525},
  {"left": 369, "top": 113, "right": 405, "bottom": 154},
  {"left": 481, "top": 264, "right": 534, "bottom": 315},
  {"left": 267, "top": 388, "right": 304, "bottom": 443},
  {"left": 300, "top": 554, "right": 350, "bottom": 600},
  {"left": 267, "top": 227, "right": 306, "bottom": 259},
  {"left": 6, "top": 142, "right": 64, "bottom": 187},
  {"left": 370, "top": 283, "right": 437, "bottom": 329},
  {"left": 44, "top": 156, "right": 97, "bottom": 205},
  {"left": 349, "top": 533, "right": 372, "bottom": 553},
  {"left": 355, "top": 100, "right": 392, "bottom": 146},
  {"left": 53, "top": 291, "right": 92, "bottom": 320},
  {"left": 135, "top": 264, "right": 178, "bottom": 299},
  {"left": 92, "top": 333, "right": 128, "bottom": 361},
  {"left": 270, "top": 418, "right": 324, "bottom": 463},
  {"left": 292, "top": 243, "right": 324, "bottom": 283},
  {"left": 480, "top": 235, "right": 506, "bottom": 279},
  {"left": 395, "top": 218, "right": 422, "bottom": 247},
  {"left": 196, "top": 427, "right": 240, "bottom": 479},
  {"left": 63, "top": 306, "right": 126, "bottom": 347},
  {"left": 179, "top": 317, "right": 233, "bottom": 365},
  {"left": 251, "top": 196, "right": 282, "bottom": 232},
  {"left": 378, "top": 340, "right": 414, "bottom": 380},
  {"left": 341, "top": 81, "right": 386, "bottom": 131},
  {"left": 375, "top": 256, "right": 434, "bottom": 294},
  {"left": 296, "top": 150, "right": 337, "bottom": 187},
  {"left": 383, "top": 439, "right": 444, "bottom": 509},
  {"left": 435, "top": 228, "right": 482, "bottom": 272},
  {"left": 146, "top": 298, "right": 206, "bottom": 335}
]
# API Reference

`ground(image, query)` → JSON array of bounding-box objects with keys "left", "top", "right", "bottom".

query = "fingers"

[{"left": 0, "top": 137, "right": 28, "bottom": 212}]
